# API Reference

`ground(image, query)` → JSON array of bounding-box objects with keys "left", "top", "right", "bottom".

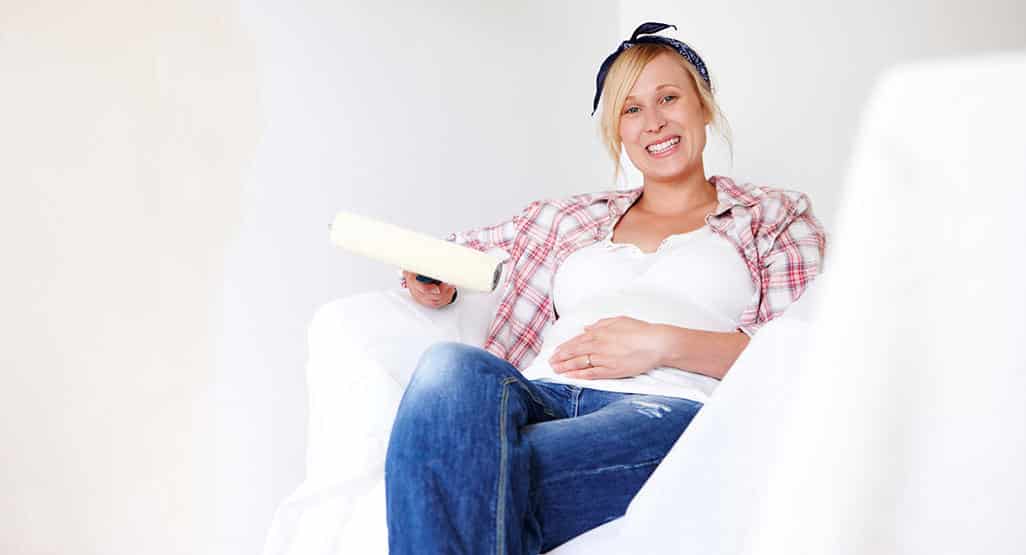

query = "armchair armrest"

[
  {"left": 304, "top": 284, "right": 502, "bottom": 483},
  {"left": 263, "top": 284, "right": 503, "bottom": 555}
]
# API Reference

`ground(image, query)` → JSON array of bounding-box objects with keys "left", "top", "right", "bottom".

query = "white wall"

[
  {"left": 4, "top": 1, "right": 1024, "bottom": 553},
  {"left": 619, "top": 0, "right": 1026, "bottom": 229},
  {"left": 219, "top": 2, "right": 618, "bottom": 553},
  {"left": 1, "top": 1, "right": 259, "bottom": 553},
  {"left": 1, "top": 2, "right": 619, "bottom": 552}
]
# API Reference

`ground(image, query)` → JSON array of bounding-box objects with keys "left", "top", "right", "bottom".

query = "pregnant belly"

[{"left": 538, "top": 289, "right": 738, "bottom": 365}]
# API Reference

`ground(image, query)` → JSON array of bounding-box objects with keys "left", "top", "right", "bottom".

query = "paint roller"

[{"left": 329, "top": 211, "right": 507, "bottom": 293}]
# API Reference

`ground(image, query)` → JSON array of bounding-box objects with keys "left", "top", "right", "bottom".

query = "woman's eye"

[{"left": 624, "top": 96, "right": 675, "bottom": 115}]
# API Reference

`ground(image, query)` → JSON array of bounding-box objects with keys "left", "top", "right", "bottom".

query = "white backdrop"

[
  {"left": 619, "top": 0, "right": 1026, "bottom": 223},
  {"left": 2, "top": 1, "right": 1024, "bottom": 554},
  {"left": 217, "top": 1, "right": 619, "bottom": 552}
]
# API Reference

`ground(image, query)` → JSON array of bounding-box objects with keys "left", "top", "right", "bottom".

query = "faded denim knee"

[{"left": 405, "top": 341, "right": 507, "bottom": 395}]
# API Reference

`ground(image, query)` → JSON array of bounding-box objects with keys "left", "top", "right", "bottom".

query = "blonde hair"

[{"left": 597, "top": 42, "right": 732, "bottom": 184}]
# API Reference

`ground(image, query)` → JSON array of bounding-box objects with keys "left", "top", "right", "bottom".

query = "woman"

[{"left": 387, "top": 22, "right": 825, "bottom": 554}]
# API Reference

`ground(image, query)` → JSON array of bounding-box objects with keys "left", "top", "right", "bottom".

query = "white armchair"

[
  {"left": 262, "top": 263, "right": 821, "bottom": 554},
  {"left": 262, "top": 277, "right": 509, "bottom": 554}
]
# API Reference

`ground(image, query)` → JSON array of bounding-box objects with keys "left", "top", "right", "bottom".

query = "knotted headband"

[{"left": 591, "top": 22, "right": 711, "bottom": 116}]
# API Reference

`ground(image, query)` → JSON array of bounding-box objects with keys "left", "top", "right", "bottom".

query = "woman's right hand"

[{"left": 403, "top": 270, "right": 457, "bottom": 309}]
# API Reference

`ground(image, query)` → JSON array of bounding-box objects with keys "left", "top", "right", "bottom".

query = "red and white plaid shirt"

[{"left": 401, "top": 175, "right": 826, "bottom": 371}]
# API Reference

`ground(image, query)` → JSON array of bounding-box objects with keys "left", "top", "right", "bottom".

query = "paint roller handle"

[
  {"left": 415, "top": 274, "right": 442, "bottom": 285},
  {"left": 403, "top": 270, "right": 458, "bottom": 309}
]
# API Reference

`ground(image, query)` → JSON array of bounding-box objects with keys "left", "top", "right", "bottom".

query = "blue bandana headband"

[{"left": 592, "top": 22, "right": 711, "bottom": 116}]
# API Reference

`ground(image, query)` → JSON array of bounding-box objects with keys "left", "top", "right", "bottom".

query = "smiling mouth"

[{"left": 646, "top": 136, "right": 680, "bottom": 155}]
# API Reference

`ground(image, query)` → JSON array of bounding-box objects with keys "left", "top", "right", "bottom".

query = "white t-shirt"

[{"left": 520, "top": 224, "right": 755, "bottom": 403}]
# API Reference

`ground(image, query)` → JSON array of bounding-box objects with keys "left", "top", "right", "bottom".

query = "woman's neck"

[{"left": 636, "top": 166, "right": 717, "bottom": 217}]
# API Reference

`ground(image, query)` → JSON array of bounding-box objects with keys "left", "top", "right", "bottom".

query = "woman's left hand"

[{"left": 548, "top": 316, "right": 666, "bottom": 380}]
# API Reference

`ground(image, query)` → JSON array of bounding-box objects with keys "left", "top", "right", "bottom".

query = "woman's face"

[{"left": 619, "top": 52, "right": 709, "bottom": 182}]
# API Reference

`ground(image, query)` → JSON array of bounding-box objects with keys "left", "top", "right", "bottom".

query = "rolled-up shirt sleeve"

[{"left": 737, "top": 199, "right": 826, "bottom": 336}]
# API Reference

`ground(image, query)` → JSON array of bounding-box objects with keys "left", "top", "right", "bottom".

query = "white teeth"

[{"left": 646, "top": 137, "right": 680, "bottom": 153}]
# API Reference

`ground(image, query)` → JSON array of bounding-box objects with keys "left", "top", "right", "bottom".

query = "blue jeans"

[{"left": 385, "top": 341, "right": 703, "bottom": 554}]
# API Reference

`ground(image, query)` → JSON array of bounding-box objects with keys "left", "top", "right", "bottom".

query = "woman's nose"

[{"left": 644, "top": 112, "right": 666, "bottom": 133}]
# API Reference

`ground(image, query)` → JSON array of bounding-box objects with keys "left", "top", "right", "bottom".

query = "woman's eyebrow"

[{"left": 625, "top": 83, "right": 681, "bottom": 102}]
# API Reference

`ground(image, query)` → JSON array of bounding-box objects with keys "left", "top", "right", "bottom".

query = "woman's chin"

[{"left": 639, "top": 160, "right": 694, "bottom": 181}]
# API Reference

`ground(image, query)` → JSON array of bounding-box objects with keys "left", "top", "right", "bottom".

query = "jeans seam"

[
  {"left": 498, "top": 375, "right": 567, "bottom": 555},
  {"left": 496, "top": 378, "right": 512, "bottom": 555},
  {"left": 506, "top": 376, "right": 557, "bottom": 418},
  {"left": 496, "top": 376, "right": 558, "bottom": 555}
]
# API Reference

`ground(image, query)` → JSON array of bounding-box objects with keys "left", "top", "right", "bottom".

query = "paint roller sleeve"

[{"left": 330, "top": 211, "right": 505, "bottom": 293}]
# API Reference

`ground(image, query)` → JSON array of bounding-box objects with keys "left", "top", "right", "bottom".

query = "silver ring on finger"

[{"left": 586, "top": 353, "right": 592, "bottom": 367}]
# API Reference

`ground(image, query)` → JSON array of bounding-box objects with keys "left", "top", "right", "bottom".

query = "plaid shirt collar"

[{"left": 604, "top": 175, "right": 760, "bottom": 228}]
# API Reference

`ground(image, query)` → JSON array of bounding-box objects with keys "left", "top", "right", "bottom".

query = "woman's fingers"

[
  {"left": 404, "top": 271, "right": 438, "bottom": 294},
  {"left": 402, "top": 270, "right": 454, "bottom": 308},
  {"left": 549, "top": 334, "right": 595, "bottom": 364},
  {"left": 562, "top": 366, "right": 609, "bottom": 380},
  {"left": 553, "top": 353, "right": 595, "bottom": 373}
]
